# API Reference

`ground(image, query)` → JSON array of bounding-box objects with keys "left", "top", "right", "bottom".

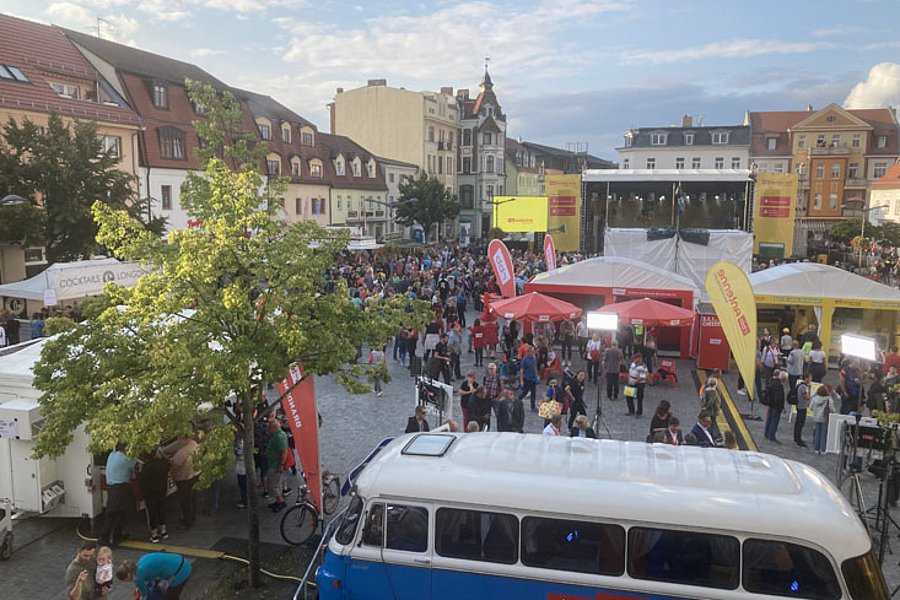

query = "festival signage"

[
  {"left": 545, "top": 174, "right": 582, "bottom": 252},
  {"left": 543, "top": 234, "right": 557, "bottom": 272},
  {"left": 488, "top": 239, "right": 516, "bottom": 298},
  {"left": 275, "top": 364, "right": 322, "bottom": 513},
  {"left": 705, "top": 261, "right": 758, "bottom": 400},
  {"left": 493, "top": 196, "right": 549, "bottom": 232},
  {"left": 752, "top": 173, "right": 798, "bottom": 258}
]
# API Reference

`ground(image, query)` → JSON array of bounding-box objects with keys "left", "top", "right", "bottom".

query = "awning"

[{"left": 0, "top": 258, "right": 149, "bottom": 303}]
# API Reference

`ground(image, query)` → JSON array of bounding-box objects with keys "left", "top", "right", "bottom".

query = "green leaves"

[{"left": 395, "top": 171, "right": 460, "bottom": 241}]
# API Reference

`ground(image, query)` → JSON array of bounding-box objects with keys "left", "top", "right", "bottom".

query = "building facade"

[
  {"left": 319, "top": 133, "right": 389, "bottom": 239},
  {"left": 456, "top": 70, "right": 507, "bottom": 238},
  {"left": 378, "top": 157, "right": 419, "bottom": 241},
  {"left": 869, "top": 162, "right": 900, "bottom": 227},
  {"left": 617, "top": 116, "right": 750, "bottom": 171}
]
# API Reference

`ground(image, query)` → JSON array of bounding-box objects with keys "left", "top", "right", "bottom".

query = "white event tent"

[{"left": 0, "top": 258, "right": 148, "bottom": 304}]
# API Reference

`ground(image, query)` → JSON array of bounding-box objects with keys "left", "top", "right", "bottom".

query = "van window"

[
  {"left": 335, "top": 496, "right": 364, "bottom": 545},
  {"left": 628, "top": 527, "right": 739, "bottom": 589},
  {"left": 436, "top": 508, "right": 518, "bottom": 564},
  {"left": 362, "top": 503, "right": 384, "bottom": 546},
  {"left": 522, "top": 517, "right": 625, "bottom": 576},
  {"left": 385, "top": 505, "right": 428, "bottom": 552},
  {"left": 743, "top": 539, "right": 840, "bottom": 599},
  {"left": 842, "top": 551, "right": 890, "bottom": 600}
]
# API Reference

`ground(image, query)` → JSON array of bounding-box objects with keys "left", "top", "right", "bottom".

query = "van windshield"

[
  {"left": 335, "top": 495, "right": 364, "bottom": 545},
  {"left": 842, "top": 551, "right": 889, "bottom": 600}
]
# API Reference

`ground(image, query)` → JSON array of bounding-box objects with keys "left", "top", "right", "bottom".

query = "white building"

[
  {"left": 378, "top": 157, "right": 420, "bottom": 240},
  {"left": 617, "top": 116, "right": 750, "bottom": 172}
]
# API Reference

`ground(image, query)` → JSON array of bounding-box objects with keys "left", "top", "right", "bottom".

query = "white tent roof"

[
  {"left": 583, "top": 169, "right": 752, "bottom": 183},
  {"left": 0, "top": 258, "right": 147, "bottom": 302},
  {"left": 528, "top": 256, "right": 701, "bottom": 299},
  {"left": 749, "top": 262, "right": 900, "bottom": 307}
]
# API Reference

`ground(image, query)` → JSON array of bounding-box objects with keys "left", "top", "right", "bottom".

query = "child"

[{"left": 95, "top": 546, "right": 114, "bottom": 595}]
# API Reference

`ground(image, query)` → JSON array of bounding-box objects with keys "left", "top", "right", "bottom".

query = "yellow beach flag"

[{"left": 705, "top": 261, "right": 757, "bottom": 400}]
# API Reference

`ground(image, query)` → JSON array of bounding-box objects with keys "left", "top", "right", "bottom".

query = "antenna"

[
  {"left": 95, "top": 16, "right": 108, "bottom": 38},
  {"left": 484, "top": 55, "right": 491, "bottom": 71}
]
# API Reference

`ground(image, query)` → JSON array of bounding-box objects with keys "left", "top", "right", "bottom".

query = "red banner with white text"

[
  {"left": 275, "top": 365, "right": 321, "bottom": 513},
  {"left": 543, "top": 234, "right": 557, "bottom": 272},
  {"left": 488, "top": 239, "right": 516, "bottom": 298}
]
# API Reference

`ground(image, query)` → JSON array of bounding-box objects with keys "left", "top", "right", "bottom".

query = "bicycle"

[{"left": 280, "top": 471, "right": 340, "bottom": 546}]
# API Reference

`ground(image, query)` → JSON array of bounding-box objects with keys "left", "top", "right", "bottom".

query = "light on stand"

[
  {"left": 587, "top": 311, "right": 618, "bottom": 331},
  {"left": 841, "top": 334, "right": 877, "bottom": 362}
]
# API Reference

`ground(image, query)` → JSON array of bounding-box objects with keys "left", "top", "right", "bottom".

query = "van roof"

[{"left": 356, "top": 432, "right": 868, "bottom": 558}]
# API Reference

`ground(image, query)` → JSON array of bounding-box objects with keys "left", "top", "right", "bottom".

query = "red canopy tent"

[
  {"left": 489, "top": 292, "right": 582, "bottom": 322},
  {"left": 594, "top": 298, "right": 695, "bottom": 327}
]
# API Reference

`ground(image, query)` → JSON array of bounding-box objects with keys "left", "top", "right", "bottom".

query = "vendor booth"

[
  {"left": 748, "top": 263, "right": 900, "bottom": 362},
  {"left": 525, "top": 256, "right": 700, "bottom": 358}
]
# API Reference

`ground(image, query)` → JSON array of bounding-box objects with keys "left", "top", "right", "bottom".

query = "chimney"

[
  {"left": 367, "top": 78, "right": 387, "bottom": 87},
  {"left": 457, "top": 88, "right": 469, "bottom": 100},
  {"left": 807, "top": 103, "right": 814, "bottom": 112},
  {"left": 336, "top": 87, "right": 344, "bottom": 94},
  {"left": 682, "top": 114, "right": 692, "bottom": 128},
  {"left": 440, "top": 86, "right": 453, "bottom": 96},
  {"left": 327, "top": 102, "right": 335, "bottom": 133}
]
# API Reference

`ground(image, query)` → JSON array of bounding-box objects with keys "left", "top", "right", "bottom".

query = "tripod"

[{"left": 593, "top": 376, "right": 612, "bottom": 439}]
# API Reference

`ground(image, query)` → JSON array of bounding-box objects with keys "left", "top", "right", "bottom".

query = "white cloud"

[
  {"left": 863, "top": 41, "right": 900, "bottom": 50},
  {"left": 626, "top": 39, "right": 827, "bottom": 65},
  {"left": 190, "top": 47, "right": 226, "bottom": 58},
  {"left": 844, "top": 62, "right": 900, "bottom": 109},
  {"left": 45, "top": 2, "right": 94, "bottom": 28},
  {"left": 46, "top": 1, "right": 137, "bottom": 43},
  {"left": 812, "top": 26, "right": 864, "bottom": 38}
]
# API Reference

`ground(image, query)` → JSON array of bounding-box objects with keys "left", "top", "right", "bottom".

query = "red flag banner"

[
  {"left": 543, "top": 234, "right": 557, "bottom": 272},
  {"left": 488, "top": 239, "right": 516, "bottom": 298},
  {"left": 275, "top": 365, "right": 321, "bottom": 513}
]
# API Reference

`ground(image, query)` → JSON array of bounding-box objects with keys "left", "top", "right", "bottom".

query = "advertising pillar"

[
  {"left": 752, "top": 173, "right": 798, "bottom": 258},
  {"left": 545, "top": 174, "right": 582, "bottom": 252}
]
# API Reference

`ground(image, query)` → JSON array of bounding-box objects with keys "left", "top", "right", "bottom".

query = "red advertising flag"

[
  {"left": 543, "top": 234, "right": 557, "bottom": 272},
  {"left": 275, "top": 365, "right": 322, "bottom": 513},
  {"left": 488, "top": 239, "right": 516, "bottom": 298}
]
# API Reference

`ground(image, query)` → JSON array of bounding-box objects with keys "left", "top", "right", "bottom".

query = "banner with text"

[
  {"left": 493, "top": 196, "right": 548, "bottom": 232},
  {"left": 753, "top": 172, "right": 798, "bottom": 257},
  {"left": 545, "top": 174, "right": 582, "bottom": 252},
  {"left": 275, "top": 365, "right": 322, "bottom": 513},
  {"left": 488, "top": 239, "right": 516, "bottom": 298},
  {"left": 543, "top": 234, "right": 557, "bottom": 272},
  {"left": 705, "top": 261, "right": 758, "bottom": 400}
]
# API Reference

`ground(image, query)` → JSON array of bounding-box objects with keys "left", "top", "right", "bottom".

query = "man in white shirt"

[{"left": 542, "top": 414, "right": 561, "bottom": 436}]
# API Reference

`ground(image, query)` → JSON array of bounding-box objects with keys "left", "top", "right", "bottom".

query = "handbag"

[
  {"left": 624, "top": 385, "right": 638, "bottom": 398},
  {"left": 146, "top": 555, "right": 185, "bottom": 600}
]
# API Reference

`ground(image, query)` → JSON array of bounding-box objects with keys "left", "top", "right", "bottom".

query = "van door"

[
  {"left": 380, "top": 502, "right": 433, "bottom": 600},
  {"left": 345, "top": 501, "right": 391, "bottom": 600}
]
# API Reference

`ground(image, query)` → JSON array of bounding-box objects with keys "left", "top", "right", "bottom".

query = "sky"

[{"left": 5, "top": 0, "right": 900, "bottom": 159}]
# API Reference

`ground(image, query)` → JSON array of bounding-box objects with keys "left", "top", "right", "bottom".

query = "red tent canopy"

[
  {"left": 595, "top": 297, "right": 695, "bottom": 327},
  {"left": 489, "top": 292, "right": 582, "bottom": 322}
]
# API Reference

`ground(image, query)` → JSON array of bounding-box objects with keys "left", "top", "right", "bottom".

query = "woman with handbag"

[
  {"left": 626, "top": 354, "right": 648, "bottom": 418},
  {"left": 117, "top": 553, "right": 191, "bottom": 599}
]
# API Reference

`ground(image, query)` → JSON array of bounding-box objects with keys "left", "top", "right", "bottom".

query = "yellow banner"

[
  {"left": 545, "top": 174, "right": 582, "bottom": 252},
  {"left": 753, "top": 173, "right": 798, "bottom": 257},
  {"left": 493, "top": 196, "right": 548, "bottom": 232},
  {"left": 705, "top": 261, "right": 758, "bottom": 400}
]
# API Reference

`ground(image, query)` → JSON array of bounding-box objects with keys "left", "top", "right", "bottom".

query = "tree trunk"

[
  {"left": 422, "top": 223, "right": 432, "bottom": 244},
  {"left": 241, "top": 389, "right": 262, "bottom": 587}
]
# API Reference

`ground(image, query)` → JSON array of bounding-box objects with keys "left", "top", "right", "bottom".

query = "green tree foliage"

[
  {"left": 31, "top": 82, "right": 430, "bottom": 587},
  {"left": 0, "top": 114, "right": 165, "bottom": 261},
  {"left": 828, "top": 218, "right": 900, "bottom": 247},
  {"left": 395, "top": 171, "right": 460, "bottom": 242},
  {"left": 827, "top": 219, "right": 864, "bottom": 244}
]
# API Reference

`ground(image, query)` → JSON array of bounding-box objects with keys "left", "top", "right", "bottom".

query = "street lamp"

[
  {"left": 859, "top": 202, "right": 890, "bottom": 267},
  {"left": 586, "top": 311, "right": 618, "bottom": 438}
]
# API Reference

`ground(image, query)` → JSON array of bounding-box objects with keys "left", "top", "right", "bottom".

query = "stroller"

[{"left": 498, "top": 354, "right": 521, "bottom": 391}]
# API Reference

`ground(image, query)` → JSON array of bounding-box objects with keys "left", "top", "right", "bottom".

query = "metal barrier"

[{"left": 293, "top": 507, "right": 346, "bottom": 600}]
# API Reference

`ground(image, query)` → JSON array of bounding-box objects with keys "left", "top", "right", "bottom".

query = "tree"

[
  {"left": 0, "top": 114, "right": 165, "bottom": 262},
  {"left": 875, "top": 222, "right": 900, "bottom": 247},
  {"left": 827, "top": 219, "right": 864, "bottom": 245},
  {"left": 395, "top": 172, "right": 460, "bottom": 242},
  {"left": 32, "top": 81, "right": 430, "bottom": 587}
]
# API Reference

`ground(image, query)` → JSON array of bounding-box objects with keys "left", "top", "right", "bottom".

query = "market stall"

[
  {"left": 748, "top": 263, "right": 900, "bottom": 361},
  {"left": 525, "top": 256, "right": 700, "bottom": 358}
]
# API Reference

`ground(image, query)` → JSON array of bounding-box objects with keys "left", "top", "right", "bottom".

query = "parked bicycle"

[{"left": 280, "top": 471, "right": 340, "bottom": 546}]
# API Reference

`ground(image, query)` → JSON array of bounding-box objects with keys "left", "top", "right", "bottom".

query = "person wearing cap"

[{"left": 569, "top": 414, "right": 597, "bottom": 439}]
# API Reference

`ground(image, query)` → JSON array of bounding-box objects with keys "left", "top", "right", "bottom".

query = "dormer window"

[
  {"left": 712, "top": 131, "right": 729, "bottom": 145},
  {"left": 50, "top": 82, "right": 80, "bottom": 99},
  {"left": 650, "top": 132, "right": 667, "bottom": 146},
  {"left": 351, "top": 159, "right": 361, "bottom": 177},
  {"left": 301, "top": 131, "right": 314, "bottom": 146},
  {"left": 624, "top": 134, "right": 633, "bottom": 147},
  {"left": 0, "top": 64, "right": 29, "bottom": 83},
  {"left": 310, "top": 160, "right": 323, "bottom": 178},
  {"left": 158, "top": 127, "right": 185, "bottom": 160},
  {"left": 266, "top": 153, "right": 281, "bottom": 176},
  {"left": 291, "top": 157, "right": 301, "bottom": 177},
  {"left": 367, "top": 160, "right": 375, "bottom": 177},
  {"left": 258, "top": 123, "right": 271, "bottom": 140},
  {"left": 684, "top": 132, "right": 694, "bottom": 145},
  {"left": 282, "top": 126, "right": 291, "bottom": 144},
  {"left": 152, "top": 82, "right": 168, "bottom": 109},
  {"left": 335, "top": 158, "right": 345, "bottom": 176}
]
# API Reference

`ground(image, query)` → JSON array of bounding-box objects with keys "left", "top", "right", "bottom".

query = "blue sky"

[{"left": 6, "top": 0, "right": 900, "bottom": 159}]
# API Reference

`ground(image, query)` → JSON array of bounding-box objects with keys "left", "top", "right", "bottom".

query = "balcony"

[
  {"left": 347, "top": 211, "right": 358, "bottom": 217},
  {"left": 845, "top": 177, "right": 866, "bottom": 188},
  {"left": 808, "top": 144, "right": 850, "bottom": 156}
]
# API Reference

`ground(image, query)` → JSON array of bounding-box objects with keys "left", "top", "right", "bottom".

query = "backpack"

[{"left": 787, "top": 383, "right": 798, "bottom": 406}]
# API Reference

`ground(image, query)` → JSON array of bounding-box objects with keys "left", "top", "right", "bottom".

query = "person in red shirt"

[
  {"left": 471, "top": 319, "right": 485, "bottom": 367},
  {"left": 883, "top": 347, "right": 900, "bottom": 375}
]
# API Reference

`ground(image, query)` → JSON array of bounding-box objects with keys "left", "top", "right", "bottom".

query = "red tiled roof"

[
  {"left": 748, "top": 107, "right": 899, "bottom": 156},
  {"left": 0, "top": 14, "right": 141, "bottom": 126},
  {"left": 317, "top": 133, "right": 388, "bottom": 191},
  {"left": 871, "top": 161, "right": 900, "bottom": 189}
]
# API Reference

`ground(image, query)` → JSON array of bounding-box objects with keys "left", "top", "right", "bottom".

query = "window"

[
  {"left": 829, "top": 193, "right": 838, "bottom": 210},
  {"left": 462, "top": 157, "right": 471, "bottom": 174},
  {"left": 675, "top": 157, "right": 685, "bottom": 169},
  {"left": 714, "top": 157, "right": 724, "bottom": 169},
  {"left": 874, "top": 162, "right": 888, "bottom": 178},
  {"left": 374, "top": 504, "right": 428, "bottom": 552},
  {"left": 0, "top": 64, "right": 29, "bottom": 82},
  {"left": 774, "top": 163, "right": 785, "bottom": 173},
  {"left": 876, "top": 135, "right": 887, "bottom": 149},
  {"left": 301, "top": 131, "right": 314, "bottom": 146},
  {"left": 743, "top": 539, "right": 840, "bottom": 600},
  {"left": 485, "top": 184, "right": 494, "bottom": 200},
  {"left": 427, "top": 155, "right": 433, "bottom": 173},
  {"left": 622, "top": 158, "right": 630, "bottom": 169},
  {"left": 692, "top": 157, "right": 701, "bottom": 169},
  {"left": 831, "top": 164, "right": 840, "bottom": 179},
  {"left": 848, "top": 163, "right": 858, "bottom": 179},
  {"left": 389, "top": 173, "right": 395, "bottom": 183},
  {"left": 521, "top": 517, "right": 624, "bottom": 576},
  {"left": 463, "top": 129, "right": 471, "bottom": 146},
  {"left": 352, "top": 161, "right": 360, "bottom": 177},
  {"left": 99, "top": 135, "right": 122, "bottom": 159},
  {"left": 646, "top": 158, "right": 656, "bottom": 169},
  {"left": 684, "top": 133, "right": 694, "bottom": 145},
  {"left": 731, "top": 157, "right": 741, "bottom": 169},
  {"left": 161, "top": 185, "right": 172, "bottom": 210},
  {"left": 436, "top": 508, "right": 517, "bottom": 564},
  {"left": 817, "top": 134, "right": 826, "bottom": 147},
  {"left": 813, "top": 194, "right": 822, "bottom": 210},
  {"left": 767, "top": 137, "right": 777, "bottom": 150},
  {"left": 362, "top": 503, "right": 384, "bottom": 546},
  {"left": 628, "top": 527, "right": 740, "bottom": 590},
  {"left": 798, "top": 136, "right": 806, "bottom": 149},
  {"left": 267, "top": 158, "right": 280, "bottom": 175},
  {"left": 843, "top": 551, "right": 890, "bottom": 600},
  {"left": 712, "top": 131, "right": 729, "bottom": 144},
  {"left": 310, "top": 161, "right": 323, "bottom": 178},
  {"left": 336, "top": 160, "right": 345, "bottom": 176},
  {"left": 159, "top": 128, "right": 186, "bottom": 160},
  {"left": 851, "top": 133, "right": 861, "bottom": 148},
  {"left": 438, "top": 156, "right": 443, "bottom": 174},
  {"left": 427, "top": 126, "right": 435, "bottom": 142},
  {"left": 650, "top": 132, "right": 667, "bottom": 145},
  {"left": 50, "top": 82, "right": 79, "bottom": 99},
  {"left": 258, "top": 123, "right": 271, "bottom": 140},
  {"left": 486, "top": 155, "right": 495, "bottom": 173},
  {"left": 624, "top": 135, "right": 632, "bottom": 147},
  {"left": 335, "top": 496, "right": 364, "bottom": 545},
  {"left": 459, "top": 185, "right": 474, "bottom": 209},
  {"left": 192, "top": 102, "right": 206, "bottom": 115},
  {"left": 295, "top": 198, "right": 302, "bottom": 215},
  {"left": 291, "top": 158, "right": 301, "bottom": 177},
  {"left": 152, "top": 83, "right": 167, "bottom": 108},
  {"left": 281, "top": 126, "right": 291, "bottom": 144},
  {"left": 336, "top": 197, "right": 342, "bottom": 210},
  {"left": 830, "top": 134, "right": 841, "bottom": 147},
  {"left": 816, "top": 164, "right": 825, "bottom": 179},
  {"left": 483, "top": 132, "right": 493, "bottom": 146}
]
